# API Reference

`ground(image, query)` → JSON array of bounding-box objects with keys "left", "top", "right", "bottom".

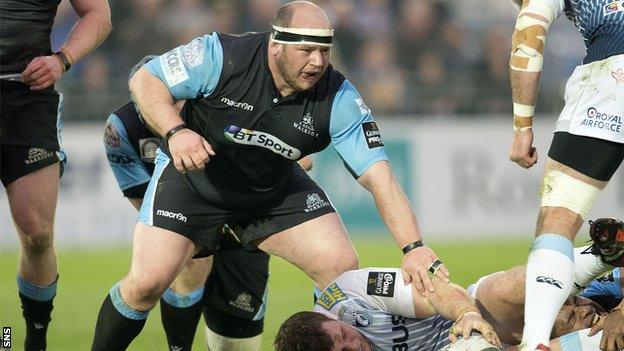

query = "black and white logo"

[
  {"left": 229, "top": 292, "right": 255, "bottom": 313},
  {"left": 25, "top": 148, "right": 54, "bottom": 165},
  {"left": 139, "top": 138, "right": 161, "bottom": 163},
  {"left": 156, "top": 209, "right": 187, "bottom": 223},
  {"left": 355, "top": 312, "right": 373, "bottom": 327},
  {"left": 224, "top": 125, "right": 301, "bottom": 160},
  {"left": 293, "top": 112, "right": 318, "bottom": 137},
  {"left": 304, "top": 193, "right": 330, "bottom": 213},
  {"left": 536, "top": 276, "right": 563, "bottom": 289},
  {"left": 361, "top": 122, "right": 383, "bottom": 148},
  {"left": 366, "top": 271, "right": 396, "bottom": 297}
]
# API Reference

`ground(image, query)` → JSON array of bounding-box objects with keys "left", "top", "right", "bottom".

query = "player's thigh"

[
  {"left": 5, "top": 159, "right": 60, "bottom": 236},
  {"left": 171, "top": 256, "right": 213, "bottom": 293},
  {"left": 256, "top": 212, "right": 358, "bottom": 287},
  {"left": 127, "top": 222, "right": 198, "bottom": 293}
]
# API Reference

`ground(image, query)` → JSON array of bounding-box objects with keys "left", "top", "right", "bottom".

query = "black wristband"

[
  {"left": 54, "top": 51, "right": 71, "bottom": 72},
  {"left": 402, "top": 240, "right": 423, "bottom": 255},
  {"left": 165, "top": 124, "right": 187, "bottom": 141}
]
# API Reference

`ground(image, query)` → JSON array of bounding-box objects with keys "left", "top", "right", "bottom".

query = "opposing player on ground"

[
  {"left": 507, "top": 0, "right": 624, "bottom": 349},
  {"left": 1, "top": 0, "right": 111, "bottom": 349}
]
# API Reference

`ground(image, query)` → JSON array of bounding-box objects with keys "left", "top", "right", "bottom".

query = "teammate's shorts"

[
  {"left": 1, "top": 81, "right": 65, "bottom": 186},
  {"left": 202, "top": 232, "right": 269, "bottom": 335},
  {"left": 554, "top": 54, "right": 624, "bottom": 144},
  {"left": 139, "top": 151, "right": 336, "bottom": 250},
  {"left": 548, "top": 132, "right": 624, "bottom": 181}
]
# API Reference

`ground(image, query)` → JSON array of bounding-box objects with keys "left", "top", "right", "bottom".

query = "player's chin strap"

[{"left": 271, "top": 25, "right": 334, "bottom": 47}]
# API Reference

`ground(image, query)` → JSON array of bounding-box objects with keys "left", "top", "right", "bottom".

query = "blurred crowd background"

[{"left": 51, "top": 0, "right": 586, "bottom": 121}]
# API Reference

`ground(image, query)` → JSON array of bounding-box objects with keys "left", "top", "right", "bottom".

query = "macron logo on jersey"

[{"left": 224, "top": 125, "right": 301, "bottom": 160}]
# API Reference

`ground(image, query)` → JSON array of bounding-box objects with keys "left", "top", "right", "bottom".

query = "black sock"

[
  {"left": 160, "top": 297, "right": 203, "bottom": 351},
  {"left": 19, "top": 292, "right": 53, "bottom": 351},
  {"left": 91, "top": 294, "right": 147, "bottom": 351}
]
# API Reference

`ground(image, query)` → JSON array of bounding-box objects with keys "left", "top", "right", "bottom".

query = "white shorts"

[{"left": 555, "top": 54, "right": 624, "bottom": 144}]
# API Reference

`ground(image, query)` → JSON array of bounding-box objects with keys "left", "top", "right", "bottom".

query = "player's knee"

[
  {"left": 315, "top": 250, "right": 359, "bottom": 286},
  {"left": 127, "top": 274, "right": 169, "bottom": 305},
  {"left": 18, "top": 228, "right": 54, "bottom": 256},
  {"left": 539, "top": 170, "right": 601, "bottom": 222}
]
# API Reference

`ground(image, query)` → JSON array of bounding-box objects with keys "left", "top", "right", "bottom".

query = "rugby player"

[
  {"left": 103, "top": 56, "right": 294, "bottom": 351},
  {"left": 1, "top": 0, "right": 111, "bottom": 349},
  {"left": 91, "top": 2, "right": 448, "bottom": 349},
  {"left": 275, "top": 254, "right": 623, "bottom": 351},
  {"left": 507, "top": 0, "right": 624, "bottom": 349}
]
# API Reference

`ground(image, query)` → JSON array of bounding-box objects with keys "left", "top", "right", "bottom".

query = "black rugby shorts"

[
  {"left": 203, "top": 232, "right": 270, "bottom": 330},
  {"left": 548, "top": 132, "right": 624, "bottom": 181},
  {"left": 138, "top": 154, "right": 336, "bottom": 251}
]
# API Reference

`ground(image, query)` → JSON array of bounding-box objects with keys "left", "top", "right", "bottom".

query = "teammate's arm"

[
  {"left": 508, "top": 0, "right": 563, "bottom": 168},
  {"left": 21, "top": 0, "right": 112, "bottom": 90}
]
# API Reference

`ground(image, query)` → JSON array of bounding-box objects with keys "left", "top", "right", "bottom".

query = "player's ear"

[{"left": 269, "top": 40, "right": 282, "bottom": 56}]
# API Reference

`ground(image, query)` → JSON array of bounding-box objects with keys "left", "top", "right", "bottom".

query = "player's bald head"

[{"left": 271, "top": 1, "right": 332, "bottom": 30}]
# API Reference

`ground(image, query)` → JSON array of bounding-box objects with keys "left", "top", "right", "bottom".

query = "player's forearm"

[
  {"left": 425, "top": 277, "right": 480, "bottom": 322},
  {"left": 358, "top": 162, "right": 422, "bottom": 248},
  {"left": 510, "top": 69, "right": 540, "bottom": 129},
  {"left": 130, "top": 68, "right": 184, "bottom": 137},
  {"left": 61, "top": 2, "right": 111, "bottom": 63}
]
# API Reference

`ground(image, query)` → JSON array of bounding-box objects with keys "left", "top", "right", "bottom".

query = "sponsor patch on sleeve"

[
  {"left": 366, "top": 271, "right": 396, "bottom": 297},
  {"left": 161, "top": 48, "right": 189, "bottom": 87},
  {"left": 362, "top": 121, "right": 384, "bottom": 148},
  {"left": 182, "top": 38, "right": 205, "bottom": 67},
  {"left": 317, "top": 283, "right": 348, "bottom": 310}
]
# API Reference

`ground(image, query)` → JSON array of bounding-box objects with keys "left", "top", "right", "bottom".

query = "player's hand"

[
  {"left": 168, "top": 128, "right": 215, "bottom": 173},
  {"left": 21, "top": 55, "right": 64, "bottom": 90},
  {"left": 509, "top": 129, "right": 538, "bottom": 169},
  {"left": 449, "top": 312, "right": 501, "bottom": 348},
  {"left": 588, "top": 306, "right": 624, "bottom": 351},
  {"left": 401, "top": 245, "right": 450, "bottom": 295}
]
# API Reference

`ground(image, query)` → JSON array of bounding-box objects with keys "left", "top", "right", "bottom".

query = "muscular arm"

[
  {"left": 129, "top": 68, "right": 184, "bottom": 137},
  {"left": 64, "top": 0, "right": 112, "bottom": 63},
  {"left": 358, "top": 161, "right": 450, "bottom": 292},
  {"left": 357, "top": 161, "right": 421, "bottom": 250}
]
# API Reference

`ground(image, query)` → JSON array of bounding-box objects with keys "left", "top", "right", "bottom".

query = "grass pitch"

[{"left": 1, "top": 238, "right": 531, "bottom": 350}]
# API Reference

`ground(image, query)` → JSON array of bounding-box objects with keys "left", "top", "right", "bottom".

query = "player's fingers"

[
  {"left": 173, "top": 155, "right": 186, "bottom": 174},
  {"left": 190, "top": 152, "right": 206, "bottom": 170},
  {"left": 181, "top": 154, "right": 198, "bottom": 171},
  {"left": 30, "top": 80, "right": 54, "bottom": 91},
  {"left": 202, "top": 138, "right": 215, "bottom": 156},
  {"left": 589, "top": 319, "right": 603, "bottom": 336},
  {"left": 615, "top": 334, "right": 624, "bottom": 351},
  {"left": 462, "top": 323, "right": 471, "bottom": 340},
  {"left": 434, "top": 264, "right": 450, "bottom": 282},
  {"left": 21, "top": 58, "right": 43, "bottom": 78},
  {"left": 420, "top": 269, "right": 435, "bottom": 293}
]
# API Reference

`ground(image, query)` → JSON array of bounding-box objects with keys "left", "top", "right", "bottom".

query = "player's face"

[
  {"left": 321, "top": 320, "right": 373, "bottom": 351},
  {"left": 276, "top": 43, "right": 331, "bottom": 92},
  {"left": 552, "top": 296, "right": 606, "bottom": 336}
]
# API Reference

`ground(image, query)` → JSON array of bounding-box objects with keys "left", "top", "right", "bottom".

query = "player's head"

[
  {"left": 275, "top": 311, "right": 372, "bottom": 351},
  {"left": 552, "top": 296, "right": 606, "bottom": 337},
  {"left": 268, "top": 1, "right": 333, "bottom": 92}
]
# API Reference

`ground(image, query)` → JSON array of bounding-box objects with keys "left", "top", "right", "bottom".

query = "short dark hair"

[
  {"left": 274, "top": 311, "right": 334, "bottom": 351},
  {"left": 270, "top": 2, "right": 295, "bottom": 27}
]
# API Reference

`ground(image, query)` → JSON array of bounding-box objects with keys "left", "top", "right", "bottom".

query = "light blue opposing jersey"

[
  {"left": 144, "top": 33, "right": 224, "bottom": 99},
  {"left": 329, "top": 80, "right": 389, "bottom": 178},
  {"left": 104, "top": 114, "right": 151, "bottom": 191},
  {"left": 581, "top": 268, "right": 624, "bottom": 300},
  {"left": 563, "top": 0, "right": 624, "bottom": 62},
  {"left": 314, "top": 268, "right": 452, "bottom": 351}
]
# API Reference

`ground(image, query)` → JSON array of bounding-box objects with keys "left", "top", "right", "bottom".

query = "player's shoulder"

[
  {"left": 110, "top": 101, "right": 139, "bottom": 123},
  {"left": 217, "top": 31, "right": 268, "bottom": 53}
]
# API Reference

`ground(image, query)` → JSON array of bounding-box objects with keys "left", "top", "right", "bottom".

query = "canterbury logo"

[
  {"left": 612, "top": 68, "right": 624, "bottom": 85},
  {"left": 536, "top": 276, "right": 563, "bottom": 289}
]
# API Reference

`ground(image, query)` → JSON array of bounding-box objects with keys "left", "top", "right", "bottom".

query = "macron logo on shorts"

[{"left": 156, "top": 209, "right": 187, "bottom": 223}]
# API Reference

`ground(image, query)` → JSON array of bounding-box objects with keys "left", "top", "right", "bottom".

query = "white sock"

[
  {"left": 570, "top": 245, "right": 612, "bottom": 296},
  {"left": 521, "top": 234, "right": 574, "bottom": 350}
]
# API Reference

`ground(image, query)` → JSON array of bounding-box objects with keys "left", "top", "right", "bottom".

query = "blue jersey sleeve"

[
  {"left": 329, "top": 80, "right": 389, "bottom": 178},
  {"left": 581, "top": 268, "right": 623, "bottom": 300},
  {"left": 144, "top": 33, "right": 223, "bottom": 100},
  {"left": 104, "top": 114, "right": 152, "bottom": 192}
]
